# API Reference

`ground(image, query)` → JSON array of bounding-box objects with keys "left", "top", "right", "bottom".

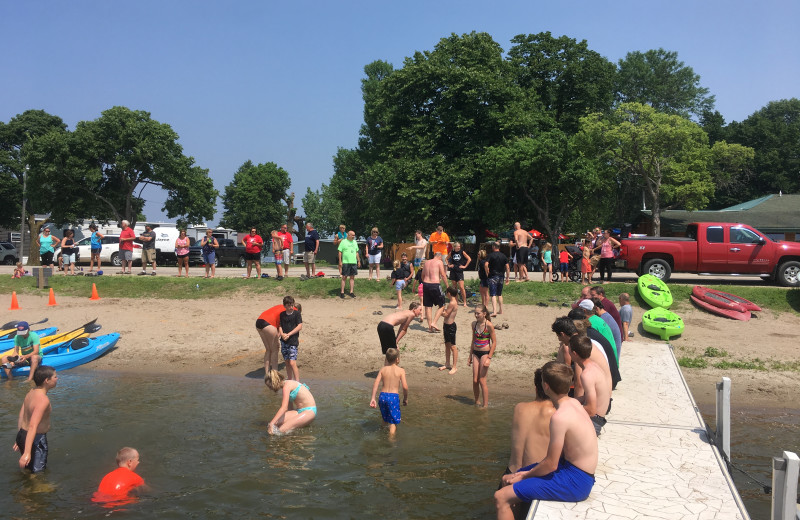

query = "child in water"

[
  {"left": 265, "top": 369, "right": 317, "bottom": 434},
  {"left": 93, "top": 447, "right": 146, "bottom": 505},
  {"left": 369, "top": 348, "right": 408, "bottom": 437},
  {"left": 468, "top": 304, "right": 497, "bottom": 407}
]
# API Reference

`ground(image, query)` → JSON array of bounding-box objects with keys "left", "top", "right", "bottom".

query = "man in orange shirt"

[{"left": 429, "top": 225, "right": 450, "bottom": 275}]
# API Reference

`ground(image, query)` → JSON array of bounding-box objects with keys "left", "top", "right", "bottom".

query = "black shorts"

[
  {"left": 16, "top": 429, "right": 47, "bottom": 473},
  {"left": 245, "top": 252, "right": 261, "bottom": 261},
  {"left": 255, "top": 319, "right": 277, "bottom": 330},
  {"left": 177, "top": 253, "right": 189, "bottom": 259},
  {"left": 443, "top": 322, "right": 457, "bottom": 344},
  {"left": 448, "top": 270, "right": 464, "bottom": 282},
  {"left": 341, "top": 264, "right": 358, "bottom": 277},
  {"left": 40, "top": 252, "right": 54, "bottom": 265},
  {"left": 422, "top": 282, "right": 444, "bottom": 308},
  {"left": 377, "top": 321, "right": 396, "bottom": 354},
  {"left": 479, "top": 277, "right": 488, "bottom": 288},
  {"left": 517, "top": 247, "right": 529, "bottom": 264}
]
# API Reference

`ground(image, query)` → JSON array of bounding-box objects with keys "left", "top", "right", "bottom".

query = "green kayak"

[
  {"left": 642, "top": 307, "right": 684, "bottom": 341},
  {"left": 638, "top": 274, "right": 673, "bottom": 309}
]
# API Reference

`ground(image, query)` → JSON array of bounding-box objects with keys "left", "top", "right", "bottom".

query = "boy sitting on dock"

[
  {"left": 569, "top": 335, "right": 612, "bottom": 436},
  {"left": 495, "top": 361, "right": 597, "bottom": 518},
  {"left": 504, "top": 368, "right": 555, "bottom": 477},
  {"left": 369, "top": 348, "right": 408, "bottom": 437}
]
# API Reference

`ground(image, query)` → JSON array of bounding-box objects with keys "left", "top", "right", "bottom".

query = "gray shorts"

[
  {"left": 342, "top": 264, "right": 358, "bottom": 277},
  {"left": 61, "top": 253, "right": 75, "bottom": 265},
  {"left": 120, "top": 250, "right": 133, "bottom": 262}
]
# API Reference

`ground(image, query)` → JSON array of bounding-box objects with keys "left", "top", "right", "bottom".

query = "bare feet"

[
  {"left": 438, "top": 365, "right": 451, "bottom": 371},
  {"left": 448, "top": 367, "right": 458, "bottom": 375}
]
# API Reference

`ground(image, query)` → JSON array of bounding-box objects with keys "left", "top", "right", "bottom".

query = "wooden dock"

[{"left": 527, "top": 341, "right": 750, "bottom": 520}]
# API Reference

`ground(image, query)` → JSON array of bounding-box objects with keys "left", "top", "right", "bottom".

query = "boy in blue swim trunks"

[
  {"left": 495, "top": 361, "right": 598, "bottom": 518},
  {"left": 369, "top": 348, "right": 408, "bottom": 437}
]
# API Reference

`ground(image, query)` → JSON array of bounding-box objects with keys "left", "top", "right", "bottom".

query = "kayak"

[
  {"left": 692, "top": 286, "right": 761, "bottom": 312},
  {"left": 0, "top": 328, "right": 59, "bottom": 357},
  {"left": 690, "top": 295, "right": 751, "bottom": 321},
  {"left": 1, "top": 333, "right": 119, "bottom": 378},
  {"left": 638, "top": 274, "right": 673, "bottom": 309},
  {"left": 0, "top": 318, "right": 49, "bottom": 339},
  {"left": 0, "top": 319, "right": 101, "bottom": 359},
  {"left": 642, "top": 307, "right": 684, "bottom": 341}
]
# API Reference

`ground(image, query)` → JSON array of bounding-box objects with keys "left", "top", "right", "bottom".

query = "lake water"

[
  {"left": 0, "top": 371, "right": 516, "bottom": 519},
  {"left": 0, "top": 371, "right": 795, "bottom": 519}
]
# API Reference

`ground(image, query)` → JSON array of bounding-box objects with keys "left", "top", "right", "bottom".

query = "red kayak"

[
  {"left": 692, "top": 286, "right": 761, "bottom": 313},
  {"left": 690, "top": 295, "right": 752, "bottom": 321}
]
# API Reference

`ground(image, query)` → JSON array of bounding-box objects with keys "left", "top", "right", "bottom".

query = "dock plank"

[{"left": 526, "top": 341, "right": 749, "bottom": 520}]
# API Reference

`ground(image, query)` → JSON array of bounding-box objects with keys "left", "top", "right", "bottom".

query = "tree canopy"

[{"left": 220, "top": 160, "right": 291, "bottom": 236}]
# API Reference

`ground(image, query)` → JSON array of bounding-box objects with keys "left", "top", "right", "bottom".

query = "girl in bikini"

[
  {"left": 468, "top": 305, "right": 497, "bottom": 407},
  {"left": 265, "top": 369, "right": 317, "bottom": 435}
]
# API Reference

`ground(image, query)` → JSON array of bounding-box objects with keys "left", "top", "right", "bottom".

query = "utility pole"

[{"left": 20, "top": 165, "right": 28, "bottom": 263}]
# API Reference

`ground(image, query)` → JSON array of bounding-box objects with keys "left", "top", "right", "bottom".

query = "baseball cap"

[
  {"left": 16, "top": 322, "right": 30, "bottom": 335},
  {"left": 578, "top": 299, "right": 594, "bottom": 311}
]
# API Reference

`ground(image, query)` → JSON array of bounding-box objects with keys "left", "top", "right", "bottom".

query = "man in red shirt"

[
  {"left": 277, "top": 223, "right": 294, "bottom": 278},
  {"left": 118, "top": 220, "right": 136, "bottom": 275}
]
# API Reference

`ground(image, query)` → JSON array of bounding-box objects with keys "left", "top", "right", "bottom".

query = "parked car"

[
  {"left": 188, "top": 238, "right": 247, "bottom": 267},
  {"left": 73, "top": 235, "right": 143, "bottom": 267},
  {"left": 0, "top": 242, "right": 19, "bottom": 265},
  {"left": 617, "top": 222, "right": 800, "bottom": 287}
]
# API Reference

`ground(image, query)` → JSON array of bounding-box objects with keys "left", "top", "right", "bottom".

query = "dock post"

[
  {"left": 715, "top": 377, "right": 731, "bottom": 461},
  {"left": 771, "top": 451, "right": 799, "bottom": 520}
]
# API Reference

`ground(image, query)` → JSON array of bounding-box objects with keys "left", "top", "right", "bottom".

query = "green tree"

[
  {"left": 72, "top": 106, "right": 216, "bottom": 227},
  {"left": 726, "top": 98, "right": 800, "bottom": 196},
  {"left": 616, "top": 49, "right": 715, "bottom": 119},
  {"left": 578, "top": 103, "right": 718, "bottom": 236},
  {"left": 481, "top": 130, "right": 606, "bottom": 240},
  {"left": 301, "top": 183, "right": 344, "bottom": 237},
  {"left": 707, "top": 140, "right": 755, "bottom": 208},
  {"left": 220, "top": 160, "right": 291, "bottom": 236},
  {"left": 508, "top": 32, "right": 616, "bottom": 133}
]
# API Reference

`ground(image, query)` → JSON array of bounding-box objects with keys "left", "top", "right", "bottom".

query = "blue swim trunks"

[
  {"left": 378, "top": 392, "right": 401, "bottom": 424},
  {"left": 281, "top": 341, "right": 298, "bottom": 361},
  {"left": 513, "top": 460, "right": 595, "bottom": 503}
]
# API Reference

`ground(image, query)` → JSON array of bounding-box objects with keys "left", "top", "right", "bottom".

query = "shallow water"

[
  {"left": 1, "top": 371, "right": 795, "bottom": 519},
  {"left": 0, "top": 371, "right": 517, "bottom": 519}
]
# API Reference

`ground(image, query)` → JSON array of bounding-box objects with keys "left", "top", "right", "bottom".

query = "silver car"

[
  {"left": 0, "top": 242, "right": 19, "bottom": 265},
  {"left": 74, "top": 235, "right": 143, "bottom": 267}
]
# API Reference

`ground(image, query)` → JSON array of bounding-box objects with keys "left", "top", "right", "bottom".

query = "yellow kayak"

[{"left": 0, "top": 319, "right": 101, "bottom": 358}]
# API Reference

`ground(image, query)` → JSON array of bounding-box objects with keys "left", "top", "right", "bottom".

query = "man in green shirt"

[
  {"left": 1, "top": 322, "right": 41, "bottom": 381},
  {"left": 338, "top": 230, "right": 361, "bottom": 299}
]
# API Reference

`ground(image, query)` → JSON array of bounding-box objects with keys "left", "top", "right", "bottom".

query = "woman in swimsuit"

[
  {"left": 468, "top": 305, "right": 497, "bottom": 408},
  {"left": 265, "top": 369, "right": 317, "bottom": 434}
]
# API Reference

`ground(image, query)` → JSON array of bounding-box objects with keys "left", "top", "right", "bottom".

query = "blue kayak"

[{"left": 1, "top": 333, "right": 120, "bottom": 378}]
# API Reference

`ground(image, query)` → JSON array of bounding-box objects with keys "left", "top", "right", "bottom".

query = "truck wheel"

[
  {"left": 238, "top": 255, "right": 246, "bottom": 268},
  {"left": 776, "top": 261, "right": 800, "bottom": 287},
  {"left": 3, "top": 256, "right": 14, "bottom": 265},
  {"left": 110, "top": 253, "right": 121, "bottom": 267},
  {"left": 642, "top": 259, "right": 672, "bottom": 281}
]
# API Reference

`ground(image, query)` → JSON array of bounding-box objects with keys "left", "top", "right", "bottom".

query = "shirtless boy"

[
  {"left": 439, "top": 287, "right": 460, "bottom": 374},
  {"left": 14, "top": 365, "right": 58, "bottom": 472},
  {"left": 495, "top": 361, "right": 597, "bottom": 517},
  {"left": 512, "top": 223, "right": 533, "bottom": 282},
  {"left": 377, "top": 303, "right": 422, "bottom": 354},
  {"left": 421, "top": 253, "right": 447, "bottom": 332},
  {"left": 569, "top": 335, "right": 612, "bottom": 436},
  {"left": 369, "top": 348, "right": 408, "bottom": 437},
  {"left": 505, "top": 368, "right": 555, "bottom": 475}
]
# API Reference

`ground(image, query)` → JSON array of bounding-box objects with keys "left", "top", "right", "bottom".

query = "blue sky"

[{"left": 2, "top": 0, "right": 798, "bottom": 225}]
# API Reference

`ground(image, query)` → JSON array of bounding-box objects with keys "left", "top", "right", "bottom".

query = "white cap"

[{"left": 578, "top": 299, "right": 594, "bottom": 311}]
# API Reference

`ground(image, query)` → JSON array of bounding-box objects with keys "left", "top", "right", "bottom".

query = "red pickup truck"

[{"left": 617, "top": 222, "right": 800, "bottom": 287}]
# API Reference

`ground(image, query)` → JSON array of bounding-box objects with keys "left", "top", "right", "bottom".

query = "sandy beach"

[{"left": 8, "top": 288, "right": 799, "bottom": 410}]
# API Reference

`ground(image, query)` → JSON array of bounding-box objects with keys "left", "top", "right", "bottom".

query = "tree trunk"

[{"left": 25, "top": 216, "right": 47, "bottom": 267}]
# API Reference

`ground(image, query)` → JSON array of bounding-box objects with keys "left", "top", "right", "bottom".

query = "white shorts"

[
  {"left": 282, "top": 249, "right": 291, "bottom": 264},
  {"left": 62, "top": 253, "right": 75, "bottom": 265},
  {"left": 368, "top": 253, "right": 382, "bottom": 265}
]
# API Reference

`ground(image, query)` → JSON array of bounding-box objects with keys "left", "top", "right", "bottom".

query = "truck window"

[
  {"left": 730, "top": 227, "right": 761, "bottom": 244},
  {"left": 706, "top": 226, "right": 724, "bottom": 243},
  {"left": 686, "top": 225, "right": 698, "bottom": 240}
]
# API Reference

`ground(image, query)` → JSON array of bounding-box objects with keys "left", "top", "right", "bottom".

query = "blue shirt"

[
  {"left": 304, "top": 229, "right": 319, "bottom": 252},
  {"left": 90, "top": 232, "right": 102, "bottom": 249}
]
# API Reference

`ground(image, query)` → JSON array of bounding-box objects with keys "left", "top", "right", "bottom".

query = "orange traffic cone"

[
  {"left": 8, "top": 291, "right": 20, "bottom": 310},
  {"left": 89, "top": 283, "right": 101, "bottom": 301},
  {"left": 47, "top": 288, "right": 58, "bottom": 306}
]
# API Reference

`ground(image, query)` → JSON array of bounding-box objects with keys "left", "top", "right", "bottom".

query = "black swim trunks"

[
  {"left": 15, "top": 428, "right": 48, "bottom": 473},
  {"left": 443, "top": 322, "right": 457, "bottom": 344},
  {"left": 377, "top": 321, "right": 396, "bottom": 354},
  {"left": 422, "top": 282, "right": 444, "bottom": 308},
  {"left": 591, "top": 415, "right": 606, "bottom": 437},
  {"left": 517, "top": 247, "right": 529, "bottom": 264}
]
